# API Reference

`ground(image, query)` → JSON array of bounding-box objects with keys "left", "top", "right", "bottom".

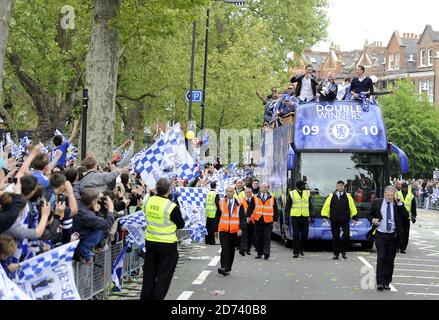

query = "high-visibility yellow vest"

[
  {"left": 396, "top": 190, "right": 414, "bottom": 219},
  {"left": 321, "top": 193, "right": 358, "bottom": 218},
  {"left": 205, "top": 190, "right": 217, "bottom": 219},
  {"left": 144, "top": 196, "right": 177, "bottom": 244},
  {"left": 290, "top": 190, "right": 310, "bottom": 217},
  {"left": 234, "top": 189, "right": 245, "bottom": 202}
]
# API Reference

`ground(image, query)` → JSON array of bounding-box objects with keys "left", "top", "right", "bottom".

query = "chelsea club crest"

[{"left": 328, "top": 120, "right": 354, "bottom": 143}]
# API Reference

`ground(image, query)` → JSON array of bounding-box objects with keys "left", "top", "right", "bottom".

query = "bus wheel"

[
  {"left": 361, "top": 241, "right": 374, "bottom": 250},
  {"left": 285, "top": 239, "right": 293, "bottom": 248}
]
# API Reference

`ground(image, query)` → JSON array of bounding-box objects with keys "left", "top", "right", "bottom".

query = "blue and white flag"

[
  {"left": 0, "top": 265, "right": 31, "bottom": 300},
  {"left": 431, "top": 189, "right": 439, "bottom": 204},
  {"left": 358, "top": 92, "right": 370, "bottom": 112},
  {"left": 119, "top": 210, "right": 147, "bottom": 251},
  {"left": 132, "top": 123, "right": 194, "bottom": 189},
  {"left": 111, "top": 244, "right": 129, "bottom": 292},
  {"left": 5, "top": 133, "right": 20, "bottom": 159},
  {"left": 177, "top": 187, "right": 208, "bottom": 243},
  {"left": 16, "top": 241, "right": 80, "bottom": 300}
]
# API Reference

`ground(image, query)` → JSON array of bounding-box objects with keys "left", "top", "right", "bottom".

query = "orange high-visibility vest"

[
  {"left": 252, "top": 196, "right": 274, "bottom": 223},
  {"left": 218, "top": 198, "right": 240, "bottom": 233},
  {"left": 241, "top": 197, "right": 255, "bottom": 224}
]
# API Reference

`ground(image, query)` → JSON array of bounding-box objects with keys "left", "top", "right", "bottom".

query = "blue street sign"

[{"left": 185, "top": 90, "right": 203, "bottom": 103}]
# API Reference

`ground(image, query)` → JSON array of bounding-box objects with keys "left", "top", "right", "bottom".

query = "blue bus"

[{"left": 259, "top": 100, "right": 395, "bottom": 250}]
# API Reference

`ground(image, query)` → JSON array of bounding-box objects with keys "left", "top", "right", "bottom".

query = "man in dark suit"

[
  {"left": 368, "top": 186, "right": 409, "bottom": 291},
  {"left": 239, "top": 187, "right": 256, "bottom": 256},
  {"left": 290, "top": 65, "right": 318, "bottom": 103}
]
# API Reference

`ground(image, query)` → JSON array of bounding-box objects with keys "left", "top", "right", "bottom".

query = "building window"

[
  {"left": 428, "top": 79, "right": 434, "bottom": 102},
  {"left": 428, "top": 49, "right": 434, "bottom": 66},
  {"left": 419, "top": 80, "right": 426, "bottom": 94},
  {"left": 395, "top": 52, "right": 400, "bottom": 70},
  {"left": 420, "top": 50, "right": 427, "bottom": 66},
  {"left": 388, "top": 54, "right": 394, "bottom": 70}
]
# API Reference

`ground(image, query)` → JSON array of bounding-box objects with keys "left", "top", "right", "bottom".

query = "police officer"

[
  {"left": 253, "top": 182, "right": 278, "bottom": 260},
  {"left": 396, "top": 182, "right": 417, "bottom": 254},
  {"left": 321, "top": 181, "right": 358, "bottom": 260},
  {"left": 239, "top": 187, "right": 256, "bottom": 256},
  {"left": 205, "top": 182, "right": 220, "bottom": 245},
  {"left": 140, "top": 178, "right": 185, "bottom": 300},
  {"left": 285, "top": 180, "right": 314, "bottom": 258},
  {"left": 217, "top": 186, "right": 246, "bottom": 276}
]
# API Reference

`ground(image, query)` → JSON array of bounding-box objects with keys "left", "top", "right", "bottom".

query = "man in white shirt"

[{"left": 290, "top": 65, "right": 318, "bottom": 103}]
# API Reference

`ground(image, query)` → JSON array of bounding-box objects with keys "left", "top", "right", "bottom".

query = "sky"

[{"left": 313, "top": 0, "right": 439, "bottom": 51}]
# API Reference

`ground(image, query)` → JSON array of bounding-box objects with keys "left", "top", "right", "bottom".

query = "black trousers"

[
  {"left": 255, "top": 223, "right": 273, "bottom": 256},
  {"left": 291, "top": 217, "right": 309, "bottom": 254},
  {"left": 205, "top": 217, "right": 217, "bottom": 245},
  {"left": 330, "top": 220, "right": 350, "bottom": 256},
  {"left": 241, "top": 222, "right": 255, "bottom": 252},
  {"left": 401, "top": 218, "right": 410, "bottom": 251},
  {"left": 219, "top": 232, "right": 238, "bottom": 271},
  {"left": 375, "top": 232, "right": 398, "bottom": 285},
  {"left": 140, "top": 241, "right": 178, "bottom": 300}
]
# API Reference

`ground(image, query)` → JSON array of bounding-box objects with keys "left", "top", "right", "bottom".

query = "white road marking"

[
  {"left": 369, "top": 256, "right": 439, "bottom": 263},
  {"left": 357, "top": 256, "right": 374, "bottom": 269},
  {"left": 394, "top": 283, "right": 439, "bottom": 287},
  {"left": 177, "top": 291, "right": 194, "bottom": 300},
  {"left": 406, "top": 292, "right": 439, "bottom": 296},
  {"left": 410, "top": 230, "right": 420, "bottom": 235},
  {"left": 394, "top": 275, "right": 439, "bottom": 280},
  {"left": 188, "top": 256, "right": 211, "bottom": 260},
  {"left": 394, "top": 262, "right": 439, "bottom": 268},
  {"left": 218, "top": 248, "right": 222, "bottom": 253},
  {"left": 433, "top": 231, "right": 439, "bottom": 236},
  {"left": 208, "top": 256, "right": 221, "bottom": 267},
  {"left": 192, "top": 270, "right": 211, "bottom": 285},
  {"left": 395, "top": 269, "right": 439, "bottom": 273},
  {"left": 389, "top": 284, "right": 398, "bottom": 292}
]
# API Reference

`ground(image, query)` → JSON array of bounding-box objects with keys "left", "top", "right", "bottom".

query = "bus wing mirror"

[{"left": 287, "top": 146, "right": 296, "bottom": 170}]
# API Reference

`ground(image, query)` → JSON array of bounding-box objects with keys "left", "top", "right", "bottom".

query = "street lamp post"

[
  {"left": 188, "top": 20, "right": 197, "bottom": 123},
  {"left": 200, "top": 1, "right": 245, "bottom": 131},
  {"left": 200, "top": 8, "right": 210, "bottom": 130}
]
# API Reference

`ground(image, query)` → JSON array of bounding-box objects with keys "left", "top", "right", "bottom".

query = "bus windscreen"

[{"left": 298, "top": 153, "right": 385, "bottom": 218}]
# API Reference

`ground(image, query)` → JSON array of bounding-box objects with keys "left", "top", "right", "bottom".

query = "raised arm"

[{"left": 68, "top": 120, "right": 80, "bottom": 144}]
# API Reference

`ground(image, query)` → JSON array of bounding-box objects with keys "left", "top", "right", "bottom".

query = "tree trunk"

[
  {"left": 0, "top": 0, "right": 12, "bottom": 99},
  {"left": 85, "top": 0, "right": 120, "bottom": 164}
]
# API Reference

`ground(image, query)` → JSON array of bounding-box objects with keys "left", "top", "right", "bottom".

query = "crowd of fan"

[
  {"left": 0, "top": 123, "right": 156, "bottom": 280},
  {"left": 0, "top": 121, "right": 259, "bottom": 280},
  {"left": 402, "top": 178, "right": 439, "bottom": 207}
]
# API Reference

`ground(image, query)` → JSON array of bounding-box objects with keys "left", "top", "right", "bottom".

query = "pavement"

[{"left": 109, "top": 209, "right": 439, "bottom": 300}]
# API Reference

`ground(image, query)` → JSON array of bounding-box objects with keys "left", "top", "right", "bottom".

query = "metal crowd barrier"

[
  {"left": 72, "top": 229, "right": 194, "bottom": 300},
  {"left": 415, "top": 196, "right": 439, "bottom": 211}
]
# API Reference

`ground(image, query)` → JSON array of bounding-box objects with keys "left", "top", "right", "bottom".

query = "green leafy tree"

[{"left": 380, "top": 80, "right": 439, "bottom": 178}]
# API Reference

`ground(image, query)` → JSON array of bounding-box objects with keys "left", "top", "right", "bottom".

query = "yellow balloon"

[{"left": 186, "top": 131, "right": 195, "bottom": 140}]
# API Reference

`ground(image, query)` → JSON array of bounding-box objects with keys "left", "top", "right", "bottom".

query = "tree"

[
  {"left": 0, "top": 0, "right": 13, "bottom": 126},
  {"left": 0, "top": 0, "right": 12, "bottom": 94},
  {"left": 85, "top": 0, "right": 121, "bottom": 164},
  {"left": 379, "top": 80, "right": 439, "bottom": 178},
  {"left": 3, "top": 0, "right": 90, "bottom": 143}
]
